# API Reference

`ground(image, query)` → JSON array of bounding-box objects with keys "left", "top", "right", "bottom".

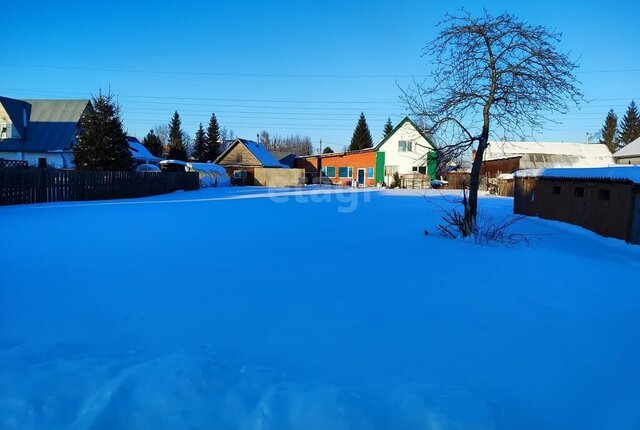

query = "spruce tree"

[
  {"left": 168, "top": 111, "right": 187, "bottom": 161},
  {"left": 73, "top": 92, "right": 133, "bottom": 171},
  {"left": 383, "top": 117, "right": 394, "bottom": 138},
  {"left": 192, "top": 124, "right": 206, "bottom": 161},
  {"left": 349, "top": 112, "right": 373, "bottom": 151},
  {"left": 598, "top": 110, "right": 619, "bottom": 153},
  {"left": 322, "top": 146, "right": 334, "bottom": 154},
  {"left": 619, "top": 101, "right": 640, "bottom": 146},
  {"left": 205, "top": 113, "right": 222, "bottom": 161},
  {"left": 142, "top": 129, "right": 163, "bottom": 157}
]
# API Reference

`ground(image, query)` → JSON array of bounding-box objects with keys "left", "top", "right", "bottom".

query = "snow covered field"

[{"left": 1, "top": 187, "right": 639, "bottom": 430}]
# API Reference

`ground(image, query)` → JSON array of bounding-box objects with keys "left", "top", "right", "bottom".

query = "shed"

[{"left": 514, "top": 167, "right": 640, "bottom": 244}]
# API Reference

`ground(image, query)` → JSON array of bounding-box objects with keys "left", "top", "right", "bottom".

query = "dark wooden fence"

[{"left": 0, "top": 168, "right": 200, "bottom": 206}]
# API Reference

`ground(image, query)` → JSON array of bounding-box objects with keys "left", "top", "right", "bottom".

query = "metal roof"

[
  {"left": 0, "top": 98, "right": 90, "bottom": 152},
  {"left": 613, "top": 137, "right": 640, "bottom": 159},
  {"left": 215, "top": 138, "right": 285, "bottom": 167}
]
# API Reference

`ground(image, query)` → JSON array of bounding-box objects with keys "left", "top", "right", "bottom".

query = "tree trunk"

[{"left": 463, "top": 136, "right": 488, "bottom": 237}]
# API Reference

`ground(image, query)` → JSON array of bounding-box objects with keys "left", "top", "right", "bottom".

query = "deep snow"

[{"left": 1, "top": 187, "right": 639, "bottom": 430}]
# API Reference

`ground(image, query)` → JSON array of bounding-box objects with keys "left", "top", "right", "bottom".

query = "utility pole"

[{"left": 318, "top": 138, "right": 323, "bottom": 188}]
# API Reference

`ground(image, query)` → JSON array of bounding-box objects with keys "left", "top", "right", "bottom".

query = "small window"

[
  {"left": 418, "top": 166, "right": 427, "bottom": 174},
  {"left": 367, "top": 167, "right": 374, "bottom": 179},
  {"left": 326, "top": 166, "right": 335, "bottom": 177},
  {"left": 235, "top": 153, "right": 243, "bottom": 163},
  {"left": 412, "top": 166, "right": 418, "bottom": 172},
  {"left": 598, "top": 189, "right": 610, "bottom": 201},
  {"left": 338, "top": 167, "right": 352, "bottom": 178},
  {"left": 574, "top": 187, "right": 584, "bottom": 197},
  {"left": 553, "top": 186, "right": 561, "bottom": 195},
  {"left": 398, "top": 141, "right": 407, "bottom": 152},
  {"left": 407, "top": 141, "right": 413, "bottom": 152}
]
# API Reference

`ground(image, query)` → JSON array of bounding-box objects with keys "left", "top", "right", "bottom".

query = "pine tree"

[
  {"left": 142, "top": 129, "right": 163, "bottom": 157},
  {"left": 192, "top": 124, "right": 206, "bottom": 161},
  {"left": 73, "top": 91, "right": 133, "bottom": 171},
  {"left": 619, "top": 101, "right": 640, "bottom": 146},
  {"left": 383, "top": 117, "right": 394, "bottom": 138},
  {"left": 168, "top": 111, "right": 187, "bottom": 160},
  {"left": 322, "top": 146, "right": 334, "bottom": 154},
  {"left": 598, "top": 110, "right": 619, "bottom": 153},
  {"left": 204, "top": 113, "right": 222, "bottom": 161},
  {"left": 349, "top": 112, "right": 373, "bottom": 151}
]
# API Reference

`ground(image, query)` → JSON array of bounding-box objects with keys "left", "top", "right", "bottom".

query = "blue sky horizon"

[{"left": 3, "top": 0, "right": 639, "bottom": 152}]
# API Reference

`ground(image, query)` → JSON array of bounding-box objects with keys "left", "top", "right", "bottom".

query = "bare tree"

[{"left": 401, "top": 10, "right": 582, "bottom": 236}]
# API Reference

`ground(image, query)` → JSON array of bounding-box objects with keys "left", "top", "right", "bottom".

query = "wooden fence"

[{"left": 0, "top": 168, "right": 200, "bottom": 206}]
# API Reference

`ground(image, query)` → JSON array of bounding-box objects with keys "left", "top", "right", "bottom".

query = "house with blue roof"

[{"left": 0, "top": 96, "right": 91, "bottom": 168}]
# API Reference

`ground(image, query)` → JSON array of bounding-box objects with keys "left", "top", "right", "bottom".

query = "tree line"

[{"left": 598, "top": 101, "right": 640, "bottom": 152}]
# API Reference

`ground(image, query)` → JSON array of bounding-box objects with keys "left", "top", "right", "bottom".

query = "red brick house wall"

[{"left": 296, "top": 150, "right": 378, "bottom": 186}]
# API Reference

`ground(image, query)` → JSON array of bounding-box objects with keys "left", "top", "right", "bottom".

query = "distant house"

[
  {"left": 482, "top": 141, "right": 614, "bottom": 175},
  {"left": 614, "top": 137, "right": 640, "bottom": 165},
  {"left": 0, "top": 96, "right": 91, "bottom": 168},
  {"left": 293, "top": 116, "right": 437, "bottom": 186},
  {"left": 128, "top": 136, "right": 163, "bottom": 166},
  {"left": 374, "top": 116, "right": 437, "bottom": 184},
  {"left": 215, "top": 138, "right": 286, "bottom": 184}
]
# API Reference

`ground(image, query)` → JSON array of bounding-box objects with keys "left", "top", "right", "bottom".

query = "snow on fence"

[{"left": 0, "top": 168, "right": 200, "bottom": 206}]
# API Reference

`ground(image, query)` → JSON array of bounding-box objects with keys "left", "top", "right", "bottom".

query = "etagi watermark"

[{"left": 266, "top": 188, "right": 373, "bottom": 213}]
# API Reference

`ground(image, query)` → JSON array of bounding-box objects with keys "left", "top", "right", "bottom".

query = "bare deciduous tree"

[{"left": 401, "top": 10, "right": 582, "bottom": 236}]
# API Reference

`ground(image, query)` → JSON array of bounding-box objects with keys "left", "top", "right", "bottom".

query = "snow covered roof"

[
  {"left": 484, "top": 141, "right": 614, "bottom": 168},
  {"left": 515, "top": 166, "right": 640, "bottom": 184},
  {"left": 613, "top": 137, "right": 640, "bottom": 159},
  {"left": 128, "top": 137, "right": 163, "bottom": 163}
]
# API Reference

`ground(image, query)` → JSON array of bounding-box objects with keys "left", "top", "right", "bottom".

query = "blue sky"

[{"left": 3, "top": 0, "right": 639, "bottom": 152}]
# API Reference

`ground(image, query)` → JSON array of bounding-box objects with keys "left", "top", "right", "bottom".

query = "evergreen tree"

[
  {"left": 598, "top": 110, "right": 619, "bottom": 153},
  {"left": 73, "top": 92, "right": 133, "bottom": 171},
  {"left": 192, "top": 123, "right": 206, "bottom": 161},
  {"left": 204, "top": 113, "right": 222, "bottom": 161},
  {"left": 619, "top": 101, "right": 640, "bottom": 146},
  {"left": 349, "top": 112, "right": 373, "bottom": 151},
  {"left": 168, "top": 111, "right": 187, "bottom": 160},
  {"left": 383, "top": 117, "right": 394, "bottom": 138},
  {"left": 142, "top": 129, "right": 163, "bottom": 157},
  {"left": 322, "top": 146, "right": 334, "bottom": 154}
]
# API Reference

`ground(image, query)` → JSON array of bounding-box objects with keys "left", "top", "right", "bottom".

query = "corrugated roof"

[
  {"left": 613, "top": 137, "right": 640, "bottom": 159},
  {"left": 0, "top": 99, "right": 90, "bottom": 152},
  {"left": 485, "top": 141, "right": 614, "bottom": 168},
  {"left": 515, "top": 166, "right": 640, "bottom": 184}
]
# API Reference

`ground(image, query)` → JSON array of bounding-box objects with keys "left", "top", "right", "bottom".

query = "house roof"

[
  {"left": 374, "top": 116, "right": 435, "bottom": 150},
  {"left": 127, "top": 136, "right": 163, "bottom": 163},
  {"left": 613, "top": 137, "right": 640, "bottom": 159},
  {"left": 297, "top": 147, "right": 376, "bottom": 159},
  {"left": 272, "top": 151, "right": 297, "bottom": 167},
  {"left": 215, "top": 138, "right": 285, "bottom": 167},
  {"left": 484, "top": 141, "right": 614, "bottom": 168},
  {"left": 0, "top": 96, "right": 31, "bottom": 139},
  {"left": 0, "top": 98, "right": 90, "bottom": 152},
  {"left": 515, "top": 166, "right": 640, "bottom": 184}
]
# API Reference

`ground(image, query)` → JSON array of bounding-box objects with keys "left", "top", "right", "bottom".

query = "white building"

[
  {"left": 0, "top": 96, "right": 91, "bottom": 168},
  {"left": 613, "top": 137, "right": 640, "bottom": 164},
  {"left": 375, "top": 116, "right": 436, "bottom": 184}
]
